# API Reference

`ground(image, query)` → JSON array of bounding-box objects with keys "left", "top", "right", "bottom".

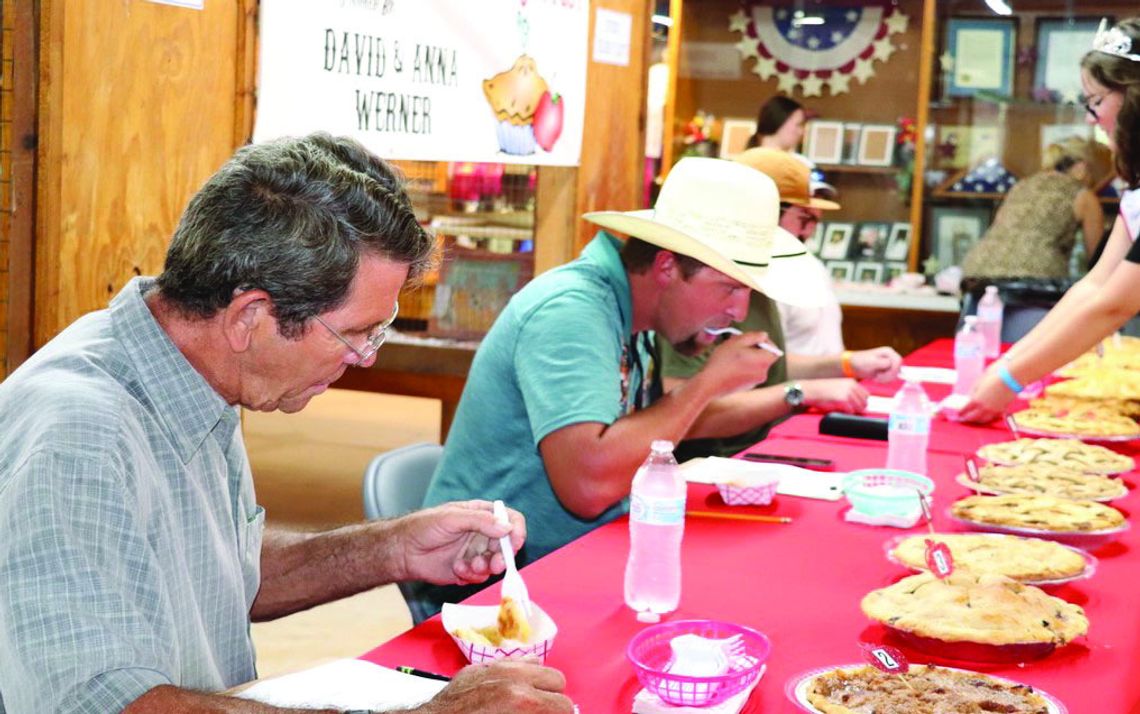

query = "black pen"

[{"left": 396, "top": 665, "right": 452, "bottom": 682}]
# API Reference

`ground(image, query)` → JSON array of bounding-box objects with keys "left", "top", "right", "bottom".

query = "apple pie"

[
  {"left": 1045, "top": 369, "right": 1140, "bottom": 400},
  {"left": 861, "top": 571, "right": 1088, "bottom": 646},
  {"left": 977, "top": 438, "right": 1134, "bottom": 474},
  {"left": 1032, "top": 394, "right": 1140, "bottom": 419},
  {"left": 1011, "top": 406, "right": 1140, "bottom": 439},
  {"left": 961, "top": 463, "right": 1127, "bottom": 501},
  {"left": 952, "top": 494, "right": 1125, "bottom": 532},
  {"left": 890, "top": 533, "right": 1087, "bottom": 582},
  {"left": 804, "top": 664, "right": 1051, "bottom": 714}
]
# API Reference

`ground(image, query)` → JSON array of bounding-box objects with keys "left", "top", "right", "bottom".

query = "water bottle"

[
  {"left": 886, "top": 380, "right": 931, "bottom": 475},
  {"left": 624, "top": 439, "right": 686, "bottom": 623},
  {"left": 976, "top": 286, "right": 1004, "bottom": 359},
  {"left": 954, "top": 316, "right": 986, "bottom": 395}
]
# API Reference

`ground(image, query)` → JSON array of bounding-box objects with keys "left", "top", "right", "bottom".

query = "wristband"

[
  {"left": 997, "top": 363, "right": 1024, "bottom": 395},
  {"left": 841, "top": 350, "right": 856, "bottom": 378}
]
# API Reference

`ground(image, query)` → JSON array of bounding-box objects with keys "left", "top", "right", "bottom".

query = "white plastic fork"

[
  {"left": 703, "top": 327, "right": 784, "bottom": 357},
  {"left": 493, "top": 499, "right": 532, "bottom": 617}
]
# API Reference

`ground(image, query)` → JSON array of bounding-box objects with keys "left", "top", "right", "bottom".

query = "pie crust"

[
  {"left": 976, "top": 438, "right": 1134, "bottom": 474},
  {"left": 1045, "top": 369, "right": 1140, "bottom": 400},
  {"left": 861, "top": 571, "right": 1088, "bottom": 646},
  {"left": 952, "top": 494, "right": 1125, "bottom": 532},
  {"left": 1011, "top": 407, "right": 1140, "bottom": 438},
  {"left": 804, "top": 664, "right": 1051, "bottom": 714},
  {"left": 890, "top": 533, "right": 1087, "bottom": 581},
  {"left": 963, "top": 463, "right": 1127, "bottom": 501}
]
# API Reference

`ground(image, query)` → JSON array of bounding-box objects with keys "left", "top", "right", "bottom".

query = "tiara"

[{"left": 1092, "top": 18, "right": 1140, "bottom": 62}]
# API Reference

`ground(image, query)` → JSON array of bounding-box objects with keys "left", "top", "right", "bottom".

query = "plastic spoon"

[
  {"left": 492, "top": 499, "right": 532, "bottom": 617},
  {"left": 703, "top": 327, "right": 784, "bottom": 357}
]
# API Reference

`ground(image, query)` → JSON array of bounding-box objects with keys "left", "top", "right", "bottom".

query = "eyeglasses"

[{"left": 313, "top": 300, "right": 399, "bottom": 365}]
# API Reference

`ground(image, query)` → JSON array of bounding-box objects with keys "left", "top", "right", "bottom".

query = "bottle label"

[
  {"left": 888, "top": 413, "right": 930, "bottom": 435},
  {"left": 630, "top": 494, "right": 685, "bottom": 526},
  {"left": 955, "top": 342, "right": 983, "bottom": 358},
  {"left": 977, "top": 306, "right": 1003, "bottom": 320}
]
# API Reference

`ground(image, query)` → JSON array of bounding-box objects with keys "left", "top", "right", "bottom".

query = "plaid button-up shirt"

[{"left": 0, "top": 278, "right": 264, "bottom": 713}]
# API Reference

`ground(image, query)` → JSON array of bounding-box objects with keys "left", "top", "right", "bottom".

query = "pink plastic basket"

[{"left": 627, "top": 620, "right": 771, "bottom": 707}]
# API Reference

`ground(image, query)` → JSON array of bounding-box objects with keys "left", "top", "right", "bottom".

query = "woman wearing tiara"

[{"left": 960, "top": 17, "right": 1140, "bottom": 423}]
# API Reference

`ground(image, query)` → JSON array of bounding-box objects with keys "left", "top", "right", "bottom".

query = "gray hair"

[{"left": 156, "top": 132, "right": 434, "bottom": 338}]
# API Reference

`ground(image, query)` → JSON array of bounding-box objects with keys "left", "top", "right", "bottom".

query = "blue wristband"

[{"left": 997, "top": 363, "right": 1024, "bottom": 395}]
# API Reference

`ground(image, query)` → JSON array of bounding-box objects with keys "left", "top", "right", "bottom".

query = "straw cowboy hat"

[
  {"left": 735, "top": 148, "right": 840, "bottom": 210},
  {"left": 583, "top": 157, "right": 825, "bottom": 307}
]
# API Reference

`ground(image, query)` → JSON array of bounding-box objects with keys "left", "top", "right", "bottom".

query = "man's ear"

[
  {"left": 651, "top": 249, "right": 679, "bottom": 287},
  {"left": 222, "top": 289, "right": 274, "bottom": 353}
]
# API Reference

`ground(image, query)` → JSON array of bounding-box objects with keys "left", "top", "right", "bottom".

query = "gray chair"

[{"left": 362, "top": 442, "right": 443, "bottom": 624}]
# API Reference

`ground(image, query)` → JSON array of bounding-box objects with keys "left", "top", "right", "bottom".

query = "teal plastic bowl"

[{"left": 842, "top": 469, "right": 934, "bottom": 517}]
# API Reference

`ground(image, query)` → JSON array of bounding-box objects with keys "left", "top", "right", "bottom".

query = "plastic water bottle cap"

[
  {"left": 637, "top": 611, "right": 662, "bottom": 623},
  {"left": 964, "top": 315, "right": 978, "bottom": 326},
  {"left": 650, "top": 440, "right": 675, "bottom": 454},
  {"left": 985, "top": 285, "right": 998, "bottom": 295}
]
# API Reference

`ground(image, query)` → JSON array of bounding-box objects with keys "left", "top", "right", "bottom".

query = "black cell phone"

[{"left": 741, "top": 452, "right": 835, "bottom": 471}]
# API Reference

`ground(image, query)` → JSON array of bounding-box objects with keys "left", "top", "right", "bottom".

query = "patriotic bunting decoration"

[{"left": 729, "top": 2, "right": 910, "bottom": 97}]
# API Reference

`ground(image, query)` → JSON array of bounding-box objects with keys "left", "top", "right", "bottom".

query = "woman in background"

[
  {"left": 746, "top": 95, "right": 808, "bottom": 152},
  {"left": 961, "top": 137, "right": 1104, "bottom": 280},
  {"left": 960, "top": 17, "right": 1140, "bottom": 422}
]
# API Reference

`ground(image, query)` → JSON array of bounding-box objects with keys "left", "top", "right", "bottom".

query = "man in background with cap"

[
  {"left": 418, "top": 157, "right": 812, "bottom": 615},
  {"left": 657, "top": 148, "right": 902, "bottom": 462}
]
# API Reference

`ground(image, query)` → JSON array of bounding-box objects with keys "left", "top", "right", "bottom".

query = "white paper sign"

[
  {"left": 592, "top": 8, "right": 632, "bottom": 66},
  {"left": 255, "top": 0, "right": 589, "bottom": 166}
]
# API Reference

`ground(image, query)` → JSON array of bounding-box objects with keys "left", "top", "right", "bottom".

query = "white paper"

[
  {"left": 632, "top": 667, "right": 762, "bottom": 713},
  {"left": 899, "top": 365, "right": 957, "bottom": 385},
  {"left": 236, "top": 659, "right": 446, "bottom": 710},
  {"left": 592, "top": 8, "right": 632, "bottom": 66},
  {"left": 683, "top": 458, "right": 845, "bottom": 501},
  {"left": 864, "top": 395, "right": 896, "bottom": 415}
]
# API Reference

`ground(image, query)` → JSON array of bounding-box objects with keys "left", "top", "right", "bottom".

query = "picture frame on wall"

[
  {"left": 855, "top": 221, "right": 891, "bottom": 258},
  {"left": 827, "top": 261, "right": 854, "bottom": 282},
  {"left": 885, "top": 222, "right": 913, "bottom": 261},
  {"left": 1034, "top": 18, "right": 1103, "bottom": 103},
  {"left": 929, "top": 205, "right": 992, "bottom": 269},
  {"left": 885, "top": 262, "right": 908, "bottom": 283},
  {"left": 841, "top": 123, "right": 862, "bottom": 165},
  {"left": 718, "top": 118, "right": 757, "bottom": 160},
  {"left": 857, "top": 125, "right": 897, "bottom": 167},
  {"left": 855, "top": 262, "right": 884, "bottom": 284},
  {"left": 804, "top": 120, "right": 844, "bottom": 165},
  {"left": 818, "top": 222, "right": 855, "bottom": 260},
  {"left": 945, "top": 17, "right": 1016, "bottom": 98}
]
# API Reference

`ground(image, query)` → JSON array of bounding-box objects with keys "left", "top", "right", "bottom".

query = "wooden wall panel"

[
  {"left": 35, "top": 0, "right": 245, "bottom": 345},
  {"left": 573, "top": 0, "right": 651, "bottom": 252}
]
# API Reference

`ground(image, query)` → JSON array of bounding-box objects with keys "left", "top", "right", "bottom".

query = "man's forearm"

[
  {"left": 125, "top": 684, "right": 342, "bottom": 713},
  {"left": 685, "top": 387, "right": 790, "bottom": 439},
  {"left": 786, "top": 353, "right": 841, "bottom": 380},
  {"left": 251, "top": 522, "right": 404, "bottom": 621}
]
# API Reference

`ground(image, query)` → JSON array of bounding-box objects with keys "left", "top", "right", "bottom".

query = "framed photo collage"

[{"left": 806, "top": 221, "right": 912, "bottom": 286}]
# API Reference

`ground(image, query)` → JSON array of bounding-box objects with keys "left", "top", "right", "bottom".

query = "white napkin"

[
  {"left": 899, "top": 366, "right": 957, "bottom": 384},
  {"left": 631, "top": 668, "right": 763, "bottom": 714},
  {"left": 683, "top": 458, "right": 845, "bottom": 501},
  {"left": 235, "top": 659, "right": 446, "bottom": 710}
]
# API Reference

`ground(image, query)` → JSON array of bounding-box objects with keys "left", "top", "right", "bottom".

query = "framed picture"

[
  {"left": 804, "top": 222, "right": 825, "bottom": 255},
  {"left": 1035, "top": 19, "right": 1103, "bottom": 103},
  {"left": 855, "top": 262, "right": 884, "bottom": 284},
  {"left": 804, "top": 120, "right": 844, "bottom": 165},
  {"left": 857, "top": 124, "right": 897, "bottom": 167},
  {"left": 718, "top": 118, "right": 757, "bottom": 160},
  {"left": 885, "top": 222, "right": 913, "bottom": 261},
  {"left": 826, "top": 261, "right": 854, "bottom": 282},
  {"left": 945, "top": 18, "right": 1015, "bottom": 98},
  {"left": 929, "top": 205, "right": 992, "bottom": 269},
  {"left": 818, "top": 222, "right": 855, "bottom": 260},
  {"left": 841, "top": 123, "right": 862, "bottom": 165},
  {"left": 855, "top": 222, "right": 891, "bottom": 258},
  {"left": 885, "top": 262, "right": 908, "bottom": 283},
  {"left": 428, "top": 242, "right": 534, "bottom": 340}
]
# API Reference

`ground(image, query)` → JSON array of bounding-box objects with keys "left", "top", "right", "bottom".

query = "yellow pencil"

[{"left": 686, "top": 510, "right": 793, "bottom": 524}]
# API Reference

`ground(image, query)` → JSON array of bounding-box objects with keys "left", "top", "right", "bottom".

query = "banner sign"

[{"left": 255, "top": 0, "right": 588, "bottom": 166}]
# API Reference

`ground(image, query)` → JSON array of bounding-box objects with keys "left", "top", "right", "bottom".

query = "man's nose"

[{"left": 727, "top": 291, "right": 750, "bottom": 321}]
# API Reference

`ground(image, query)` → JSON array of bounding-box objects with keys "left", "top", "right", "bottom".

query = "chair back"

[{"left": 361, "top": 442, "right": 443, "bottom": 625}]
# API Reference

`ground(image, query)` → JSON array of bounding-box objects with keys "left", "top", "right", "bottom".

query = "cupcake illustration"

[{"left": 482, "top": 55, "right": 562, "bottom": 155}]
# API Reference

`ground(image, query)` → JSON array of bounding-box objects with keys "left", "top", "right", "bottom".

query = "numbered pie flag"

[
  {"left": 859, "top": 642, "right": 914, "bottom": 691},
  {"left": 924, "top": 538, "right": 955, "bottom": 579},
  {"left": 1004, "top": 414, "right": 1021, "bottom": 440},
  {"left": 963, "top": 457, "right": 983, "bottom": 495},
  {"left": 916, "top": 489, "right": 935, "bottom": 535}
]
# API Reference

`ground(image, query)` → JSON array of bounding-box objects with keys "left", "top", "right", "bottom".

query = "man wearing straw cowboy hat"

[
  {"left": 417, "top": 156, "right": 821, "bottom": 614},
  {"left": 657, "top": 148, "right": 902, "bottom": 462}
]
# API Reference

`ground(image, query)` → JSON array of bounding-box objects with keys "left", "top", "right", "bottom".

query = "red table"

[{"left": 362, "top": 340, "right": 1140, "bottom": 713}]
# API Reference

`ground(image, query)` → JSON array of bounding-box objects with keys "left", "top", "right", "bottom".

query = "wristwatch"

[{"left": 783, "top": 382, "right": 805, "bottom": 411}]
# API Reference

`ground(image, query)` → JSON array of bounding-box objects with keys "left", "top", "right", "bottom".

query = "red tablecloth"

[{"left": 361, "top": 340, "right": 1140, "bottom": 713}]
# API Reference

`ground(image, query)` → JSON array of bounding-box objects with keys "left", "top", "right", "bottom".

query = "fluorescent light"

[
  {"left": 984, "top": 0, "right": 1012, "bottom": 15},
  {"left": 651, "top": 14, "right": 673, "bottom": 27}
]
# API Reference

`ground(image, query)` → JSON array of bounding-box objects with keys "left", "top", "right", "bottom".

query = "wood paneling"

[
  {"left": 573, "top": 0, "right": 651, "bottom": 252},
  {"left": 842, "top": 304, "right": 959, "bottom": 356},
  {"left": 35, "top": 0, "right": 250, "bottom": 345}
]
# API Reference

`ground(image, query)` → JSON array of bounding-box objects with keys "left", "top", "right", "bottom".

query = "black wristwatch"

[{"left": 783, "top": 382, "right": 805, "bottom": 411}]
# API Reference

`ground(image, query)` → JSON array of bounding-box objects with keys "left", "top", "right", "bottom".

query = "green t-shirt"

[{"left": 657, "top": 291, "right": 788, "bottom": 460}]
